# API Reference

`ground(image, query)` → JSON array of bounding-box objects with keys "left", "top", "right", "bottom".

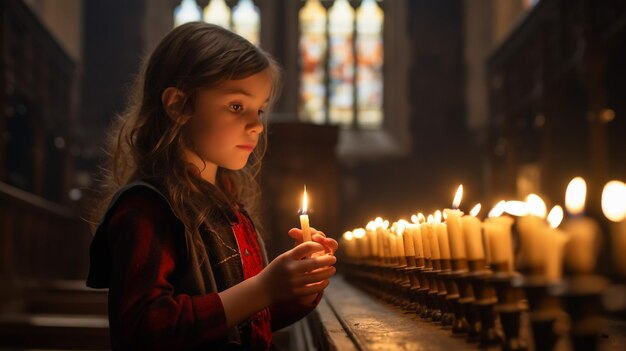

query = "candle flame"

[
  {"left": 366, "top": 221, "right": 376, "bottom": 231},
  {"left": 452, "top": 185, "right": 463, "bottom": 209},
  {"left": 301, "top": 185, "right": 308, "bottom": 214},
  {"left": 488, "top": 200, "right": 506, "bottom": 218},
  {"left": 382, "top": 220, "right": 389, "bottom": 230},
  {"left": 443, "top": 211, "right": 448, "bottom": 220},
  {"left": 427, "top": 214, "right": 434, "bottom": 223},
  {"left": 397, "top": 219, "right": 408, "bottom": 235},
  {"left": 547, "top": 205, "right": 564, "bottom": 229},
  {"left": 343, "top": 231, "right": 354, "bottom": 241},
  {"left": 434, "top": 210, "right": 442, "bottom": 223},
  {"left": 411, "top": 214, "right": 419, "bottom": 224},
  {"left": 470, "top": 203, "right": 481, "bottom": 217},
  {"left": 418, "top": 213, "right": 426, "bottom": 223},
  {"left": 602, "top": 180, "right": 626, "bottom": 222},
  {"left": 525, "top": 193, "right": 547, "bottom": 218},
  {"left": 353, "top": 228, "right": 366, "bottom": 238},
  {"left": 504, "top": 200, "right": 530, "bottom": 216},
  {"left": 565, "top": 177, "right": 587, "bottom": 215},
  {"left": 375, "top": 217, "right": 383, "bottom": 226}
]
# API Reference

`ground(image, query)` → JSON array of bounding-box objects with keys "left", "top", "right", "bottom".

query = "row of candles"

[
  {"left": 338, "top": 177, "right": 626, "bottom": 351},
  {"left": 342, "top": 177, "right": 626, "bottom": 281}
]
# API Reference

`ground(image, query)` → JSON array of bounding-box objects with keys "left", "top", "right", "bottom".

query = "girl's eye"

[{"left": 229, "top": 104, "right": 243, "bottom": 112}]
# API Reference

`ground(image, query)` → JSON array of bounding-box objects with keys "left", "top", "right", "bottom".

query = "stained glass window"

[
  {"left": 299, "top": 0, "right": 384, "bottom": 129},
  {"left": 174, "top": 1, "right": 260, "bottom": 48},
  {"left": 299, "top": 0, "right": 327, "bottom": 124}
]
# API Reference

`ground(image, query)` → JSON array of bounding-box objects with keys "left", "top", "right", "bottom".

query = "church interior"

[{"left": 1, "top": 0, "right": 626, "bottom": 349}]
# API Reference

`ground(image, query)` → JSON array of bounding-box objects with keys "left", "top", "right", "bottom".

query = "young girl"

[{"left": 86, "top": 22, "right": 338, "bottom": 350}]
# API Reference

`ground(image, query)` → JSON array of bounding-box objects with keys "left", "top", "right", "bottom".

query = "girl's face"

[{"left": 186, "top": 69, "right": 272, "bottom": 173}]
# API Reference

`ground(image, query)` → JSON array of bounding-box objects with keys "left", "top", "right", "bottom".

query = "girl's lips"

[{"left": 236, "top": 145, "right": 255, "bottom": 151}]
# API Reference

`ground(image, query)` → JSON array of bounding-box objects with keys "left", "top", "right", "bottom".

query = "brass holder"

[
  {"left": 468, "top": 268, "right": 503, "bottom": 348},
  {"left": 491, "top": 270, "right": 526, "bottom": 351},
  {"left": 409, "top": 257, "right": 426, "bottom": 314},
  {"left": 418, "top": 258, "right": 433, "bottom": 319},
  {"left": 449, "top": 258, "right": 470, "bottom": 334},
  {"left": 461, "top": 259, "right": 484, "bottom": 342},
  {"left": 551, "top": 275, "right": 608, "bottom": 351},
  {"left": 438, "top": 259, "right": 454, "bottom": 327},
  {"left": 512, "top": 274, "right": 560, "bottom": 351},
  {"left": 429, "top": 259, "right": 443, "bottom": 322}
]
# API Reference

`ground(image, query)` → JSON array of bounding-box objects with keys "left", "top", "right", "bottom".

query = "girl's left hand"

[{"left": 288, "top": 227, "right": 339, "bottom": 256}]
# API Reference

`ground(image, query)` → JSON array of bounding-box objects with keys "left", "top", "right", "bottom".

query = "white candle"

[
  {"left": 515, "top": 194, "right": 548, "bottom": 270},
  {"left": 602, "top": 180, "right": 626, "bottom": 278},
  {"left": 428, "top": 222, "right": 441, "bottom": 259},
  {"left": 436, "top": 222, "right": 451, "bottom": 259},
  {"left": 398, "top": 220, "right": 415, "bottom": 257},
  {"left": 299, "top": 186, "right": 311, "bottom": 242},
  {"left": 544, "top": 206, "right": 569, "bottom": 282},
  {"left": 420, "top": 221, "right": 432, "bottom": 259},
  {"left": 409, "top": 223, "right": 424, "bottom": 259},
  {"left": 462, "top": 203, "right": 484, "bottom": 260},
  {"left": 484, "top": 201, "right": 515, "bottom": 271},
  {"left": 563, "top": 177, "right": 600, "bottom": 274},
  {"left": 444, "top": 209, "right": 466, "bottom": 259}
]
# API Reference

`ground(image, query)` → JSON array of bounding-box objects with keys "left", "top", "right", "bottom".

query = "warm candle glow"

[
  {"left": 411, "top": 214, "right": 419, "bottom": 224},
  {"left": 343, "top": 231, "right": 354, "bottom": 240},
  {"left": 488, "top": 200, "right": 506, "bottom": 218},
  {"left": 353, "top": 228, "right": 366, "bottom": 238},
  {"left": 504, "top": 200, "right": 530, "bottom": 217},
  {"left": 452, "top": 184, "right": 463, "bottom": 209},
  {"left": 470, "top": 203, "right": 481, "bottom": 217},
  {"left": 547, "top": 205, "right": 564, "bottom": 229},
  {"left": 382, "top": 219, "right": 390, "bottom": 230},
  {"left": 301, "top": 185, "right": 309, "bottom": 214},
  {"left": 525, "top": 194, "right": 547, "bottom": 218},
  {"left": 418, "top": 213, "right": 426, "bottom": 223},
  {"left": 397, "top": 219, "right": 408, "bottom": 235},
  {"left": 434, "top": 210, "right": 442, "bottom": 223},
  {"left": 375, "top": 217, "right": 383, "bottom": 226},
  {"left": 427, "top": 214, "right": 434, "bottom": 223},
  {"left": 366, "top": 221, "right": 376, "bottom": 231},
  {"left": 565, "top": 177, "right": 587, "bottom": 215},
  {"left": 602, "top": 180, "right": 626, "bottom": 222}
]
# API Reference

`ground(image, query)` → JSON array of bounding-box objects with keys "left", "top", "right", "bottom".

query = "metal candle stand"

[
  {"left": 449, "top": 258, "right": 470, "bottom": 335},
  {"left": 438, "top": 259, "right": 455, "bottom": 327},
  {"left": 551, "top": 275, "right": 608, "bottom": 351},
  {"left": 491, "top": 270, "right": 526, "bottom": 351},
  {"left": 418, "top": 258, "right": 433, "bottom": 319},
  {"left": 468, "top": 267, "right": 503, "bottom": 348},
  {"left": 461, "top": 259, "right": 484, "bottom": 342},
  {"left": 428, "top": 259, "right": 443, "bottom": 322}
]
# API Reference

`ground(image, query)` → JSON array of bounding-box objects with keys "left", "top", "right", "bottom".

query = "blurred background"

[{"left": 0, "top": 0, "right": 625, "bottom": 349}]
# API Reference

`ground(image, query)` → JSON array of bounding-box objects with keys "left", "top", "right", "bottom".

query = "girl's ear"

[{"left": 162, "top": 87, "right": 191, "bottom": 124}]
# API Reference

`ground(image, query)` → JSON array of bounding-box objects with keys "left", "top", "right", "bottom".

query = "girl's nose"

[{"left": 247, "top": 115, "right": 264, "bottom": 134}]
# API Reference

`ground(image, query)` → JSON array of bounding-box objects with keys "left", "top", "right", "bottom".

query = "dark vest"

[{"left": 86, "top": 179, "right": 269, "bottom": 349}]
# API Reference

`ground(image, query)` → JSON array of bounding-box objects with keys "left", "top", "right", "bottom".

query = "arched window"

[
  {"left": 299, "top": 0, "right": 384, "bottom": 129},
  {"left": 174, "top": 0, "right": 260, "bottom": 46}
]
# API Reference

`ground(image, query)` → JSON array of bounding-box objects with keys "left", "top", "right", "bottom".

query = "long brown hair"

[{"left": 87, "top": 22, "right": 282, "bottom": 264}]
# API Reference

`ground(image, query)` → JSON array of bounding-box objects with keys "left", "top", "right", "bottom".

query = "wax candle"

[
  {"left": 366, "top": 221, "right": 378, "bottom": 259},
  {"left": 444, "top": 185, "right": 467, "bottom": 259},
  {"left": 602, "top": 180, "right": 626, "bottom": 278},
  {"left": 563, "top": 177, "right": 600, "bottom": 275},
  {"left": 462, "top": 203, "right": 484, "bottom": 260},
  {"left": 484, "top": 201, "right": 515, "bottom": 271},
  {"left": 353, "top": 228, "right": 367, "bottom": 259},
  {"left": 398, "top": 220, "right": 415, "bottom": 257},
  {"left": 299, "top": 186, "right": 311, "bottom": 242},
  {"left": 342, "top": 231, "right": 354, "bottom": 258},
  {"left": 435, "top": 211, "right": 451, "bottom": 260},
  {"left": 409, "top": 223, "right": 424, "bottom": 259},
  {"left": 544, "top": 206, "right": 569, "bottom": 282},
  {"left": 514, "top": 194, "right": 548, "bottom": 271},
  {"left": 420, "top": 220, "right": 432, "bottom": 260},
  {"left": 394, "top": 223, "right": 406, "bottom": 258},
  {"left": 428, "top": 221, "right": 441, "bottom": 259}
]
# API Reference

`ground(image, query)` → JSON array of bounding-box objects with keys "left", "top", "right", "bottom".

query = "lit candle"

[
  {"left": 420, "top": 216, "right": 432, "bottom": 260},
  {"left": 409, "top": 221, "right": 424, "bottom": 259},
  {"left": 353, "top": 228, "right": 367, "bottom": 259},
  {"left": 602, "top": 180, "right": 626, "bottom": 278},
  {"left": 514, "top": 194, "right": 548, "bottom": 271},
  {"left": 342, "top": 231, "right": 354, "bottom": 259},
  {"left": 435, "top": 210, "right": 451, "bottom": 260},
  {"left": 299, "top": 185, "right": 311, "bottom": 242},
  {"left": 398, "top": 220, "right": 415, "bottom": 257},
  {"left": 484, "top": 201, "right": 515, "bottom": 271},
  {"left": 444, "top": 185, "right": 467, "bottom": 259},
  {"left": 563, "top": 177, "right": 600, "bottom": 275},
  {"left": 366, "top": 221, "right": 378, "bottom": 259},
  {"left": 544, "top": 206, "right": 569, "bottom": 282},
  {"left": 427, "top": 215, "right": 441, "bottom": 259},
  {"left": 462, "top": 203, "right": 484, "bottom": 260}
]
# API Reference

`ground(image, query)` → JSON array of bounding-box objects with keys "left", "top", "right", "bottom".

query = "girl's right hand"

[{"left": 256, "top": 241, "right": 337, "bottom": 304}]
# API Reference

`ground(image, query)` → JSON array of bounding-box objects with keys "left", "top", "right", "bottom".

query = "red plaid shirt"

[{"left": 105, "top": 188, "right": 322, "bottom": 350}]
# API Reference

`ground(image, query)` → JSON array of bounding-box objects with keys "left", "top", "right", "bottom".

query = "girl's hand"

[
  {"left": 288, "top": 227, "right": 339, "bottom": 256},
  {"left": 256, "top": 241, "right": 337, "bottom": 304}
]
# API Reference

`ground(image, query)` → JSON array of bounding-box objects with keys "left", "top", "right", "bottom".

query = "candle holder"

[
  {"left": 449, "top": 258, "right": 470, "bottom": 335},
  {"left": 491, "top": 269, "right": 526, "bottom": 351},
  {"left": 461, "top": 259, "right": 483, "bottom": 342},
  {"left": 551, "top": 275, "right": 608, "bottom": 351},
  {"left": 404, "top": 256, "right": 421, "bottom": 312},
  {"left": 429, "top": 259, "right": 443, "bottom": 322},
  {"left": 438, "top": 259, "right": 454, "bottom": 327},
  {"left": 468, "top": 268, "right": 503, "bottom": 348},
  {"left": 418, "top": 258, "right": 433, "bottom": 319},
  {"left": 512, "top": 274, "right": 561, "bottom": 351},
  {"left": 409, "top": 257, "right": 426, "bottom": 314}
]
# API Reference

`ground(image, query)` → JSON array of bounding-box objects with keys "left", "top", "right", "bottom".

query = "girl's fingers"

[
  {"left": 288, "top": 228, "right": 303, "bottom": 241},
  {"left": 290, "top": 241, "right": 326, "bottom": 259},
  {"left": 294, "top": 254, "right": 337, "bottom": 273},
  {"left": 293, "top": 266, "right": 336, "bottom": 286},
  {"left": 311, "top": 234, "right": 339, "bottom": 254}
]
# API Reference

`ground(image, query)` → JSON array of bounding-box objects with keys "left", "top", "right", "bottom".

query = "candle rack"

[
  {"left": 449, "top": 258, "right": 470, "bottom": 335},
  {"left": 468, "top": 267, "right": 503, "bottom": 348},
  {"left": 491, "top": 269, "right": 526, "bottom": 351}
]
